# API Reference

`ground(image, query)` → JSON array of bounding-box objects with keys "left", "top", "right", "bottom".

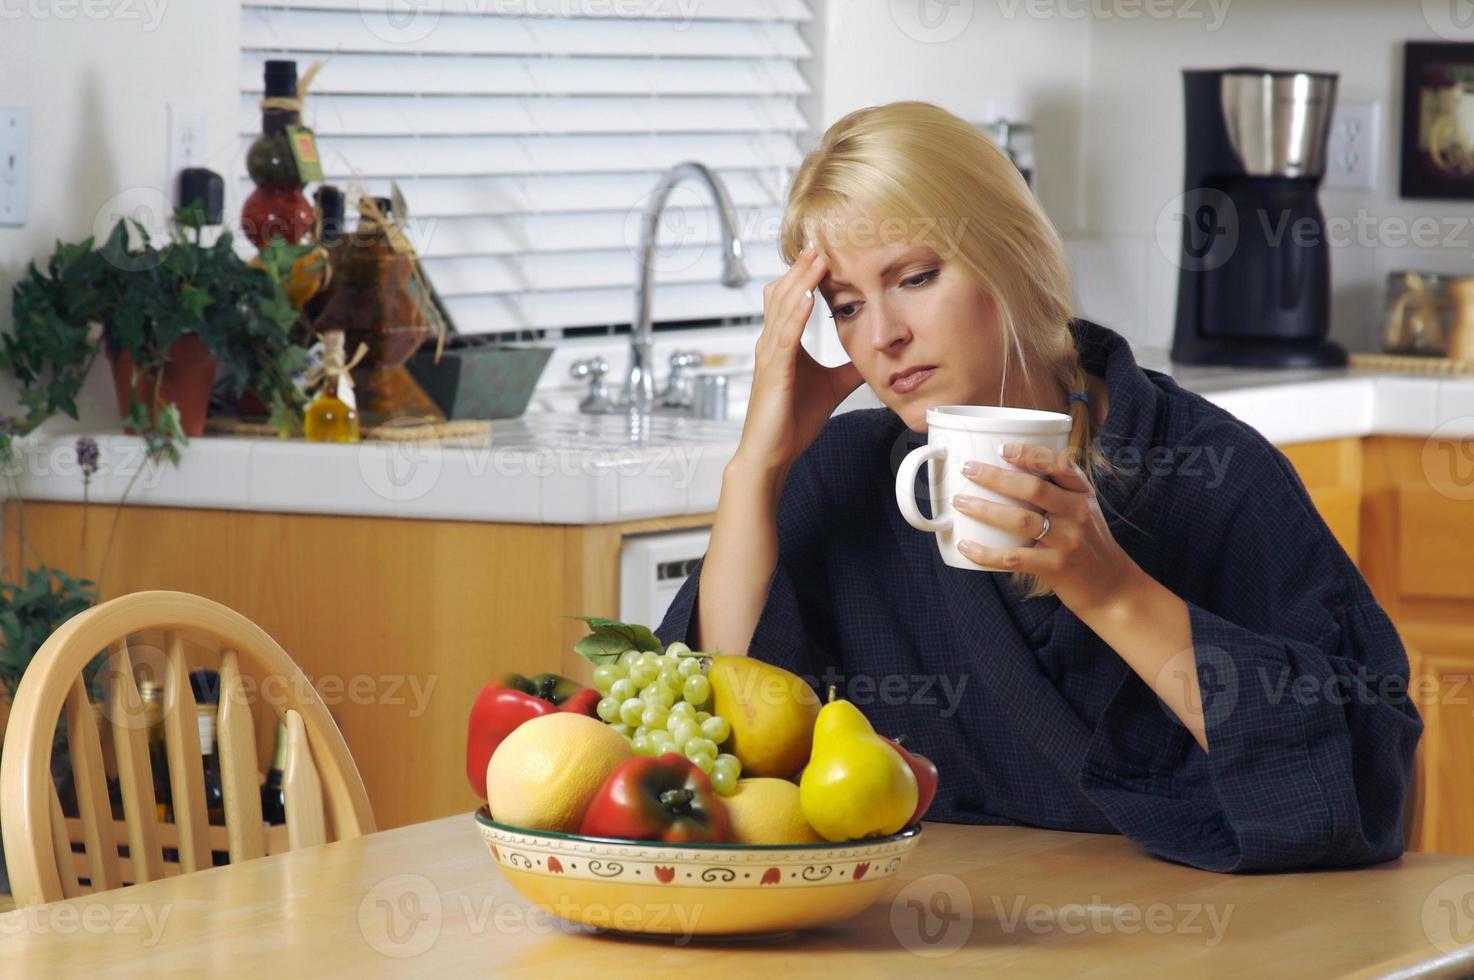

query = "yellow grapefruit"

[
  {"left": 485, "top": 713, "right": 632, "bottom": 832},
  {"left": 722, "top": 777, "right": 822, "bottom": 845}
]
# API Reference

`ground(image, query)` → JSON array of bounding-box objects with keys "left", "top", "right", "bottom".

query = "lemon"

[
  {"left": 486, "top": 713, "right": 632, "bottom": 832},
  {"left": 723, "top": 778, "right": 822, "bottom": 845}
]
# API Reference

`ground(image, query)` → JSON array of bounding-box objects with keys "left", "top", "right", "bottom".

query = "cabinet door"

[{"left": 1405, "top": 626, "right": 1474, "bottom": 855}]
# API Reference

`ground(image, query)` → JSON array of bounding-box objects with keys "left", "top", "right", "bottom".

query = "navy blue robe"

[{"left": 654, "top": 318, "right": 1421, "bottom": 873}]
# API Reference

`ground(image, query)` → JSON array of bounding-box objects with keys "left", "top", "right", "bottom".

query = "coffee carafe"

[{"left": 1171, "top": 67, "right": 1347, "bottom": 367}]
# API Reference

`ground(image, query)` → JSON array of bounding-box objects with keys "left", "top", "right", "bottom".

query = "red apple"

[{"left": 884, "top": 736, "right": 939, "bottom": 827}]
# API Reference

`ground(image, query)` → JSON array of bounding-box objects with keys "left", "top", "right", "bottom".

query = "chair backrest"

[{"left": 0, "top": 591, "right": 375, "bottom": 907}]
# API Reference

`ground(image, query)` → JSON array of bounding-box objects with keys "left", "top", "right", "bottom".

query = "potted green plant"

[{"left": 2, "top": 203, "right": 311, "bottom": 454}]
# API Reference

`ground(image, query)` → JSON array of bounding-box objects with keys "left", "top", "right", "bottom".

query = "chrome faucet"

[{"left": 571, "top": 161, "right": 750, "bottom": 415}]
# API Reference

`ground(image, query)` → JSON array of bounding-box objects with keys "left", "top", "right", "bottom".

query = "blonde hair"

[{"left": 779, "top": 100, "right": 1119, "bottom": 600}]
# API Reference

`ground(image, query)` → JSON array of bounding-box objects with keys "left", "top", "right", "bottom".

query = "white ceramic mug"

[{"left": 894, "top": 405, "right": 1073, "bottom": 571}]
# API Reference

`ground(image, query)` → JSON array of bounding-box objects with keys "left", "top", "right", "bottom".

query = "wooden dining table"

[{"left": 3, "top": 815, "right": 1473, "bottom": 977}]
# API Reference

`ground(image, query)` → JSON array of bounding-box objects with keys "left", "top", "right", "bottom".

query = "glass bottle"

[
  {"left": 137, "top": 680, "right": 172, "bottom": 823},
  {"left": 301, "top": 184, "right": 347, "bottom": 330},
  {"left": 196, "top": 704, "right": 230, "bottom": 866},
  {"left": 261, "top": 718, "right": 288, "bottom": 826},
  {"left": 310, "top": 197, "right": 440, "bottom": 423},
  {"left": 304, "top": 328, "right": 361, "bottom": 442},
  {"left": 242, "top": 59, "right": 315, "bottom": 250}
]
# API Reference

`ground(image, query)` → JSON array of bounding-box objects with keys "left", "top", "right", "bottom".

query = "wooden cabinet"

[
  {"left": 1, "top": 503, "right": 713, "bottom": 831},
  {"left": 1283, "top": 436, "right": 1474, "bottom": 854}
]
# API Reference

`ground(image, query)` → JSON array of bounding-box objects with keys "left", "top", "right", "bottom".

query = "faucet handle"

[
  {"left": 570, "top": 357, "right": 614, "bottom": 413},
  {"left": 570, "top": 356, "right": 610, "bottom": 381},
  {"left": 660, "top": 350, "right": 704, "bottom": 409}
]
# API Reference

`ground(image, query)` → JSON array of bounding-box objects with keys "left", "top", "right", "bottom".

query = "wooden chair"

[{"left": 0, "top": 591, "right": 375, "bottom": 908}]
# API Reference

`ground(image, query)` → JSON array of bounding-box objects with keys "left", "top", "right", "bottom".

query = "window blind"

[{"left": 238, "top": 0, "right": 812, "bottom": 339}]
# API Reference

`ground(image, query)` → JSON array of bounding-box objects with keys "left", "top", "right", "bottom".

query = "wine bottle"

[
  {"left": 261, "top": 718, "right": 288, "bottom": 826},
  {"left": 137, "top": 679, "right": 172, "bottom": 824},
  {"left": 197, "top": 704, "right": 230, "bottom": 866}
]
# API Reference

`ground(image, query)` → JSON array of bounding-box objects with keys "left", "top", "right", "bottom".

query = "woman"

[{"left": 653, "top": 101, "right": 1420, "bottom": 873}]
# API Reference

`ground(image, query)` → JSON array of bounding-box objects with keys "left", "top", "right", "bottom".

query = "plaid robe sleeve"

[{"left": 1078, "top": 417, "right": 1423, "bottom": 872}]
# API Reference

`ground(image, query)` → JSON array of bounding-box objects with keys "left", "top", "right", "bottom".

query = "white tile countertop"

[{"left": 8, "top": 352, "right": 1473, "bottom": 525}]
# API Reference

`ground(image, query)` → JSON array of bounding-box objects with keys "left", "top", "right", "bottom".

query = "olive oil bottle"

[{"left": 304, "top": 329, "right": 361, "bottom": 442}]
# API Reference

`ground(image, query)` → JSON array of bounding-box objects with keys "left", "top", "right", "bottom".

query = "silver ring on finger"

[{"left": 1032, "top": 513, "right": 1052, "bottom": 542}]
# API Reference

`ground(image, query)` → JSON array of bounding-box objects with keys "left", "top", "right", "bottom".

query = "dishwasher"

[{"left": 619, "top": 528, "right": 712, "bottom": 628}]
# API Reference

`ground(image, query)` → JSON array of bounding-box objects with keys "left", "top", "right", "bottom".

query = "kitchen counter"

[
  {"left": 3, "top": 814, "right": 1471, "bottom": 976},
  {"left": 9, "top": 355, "right": 1473, "bottom": 525}
]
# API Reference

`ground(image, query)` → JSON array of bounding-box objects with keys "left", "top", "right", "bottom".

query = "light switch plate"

[
  {"left": 0, "top": 107, "right": 29, "bottom": 227},
  {"left": 1324, "top": 101, "right": 1379, "bottom": 191}
]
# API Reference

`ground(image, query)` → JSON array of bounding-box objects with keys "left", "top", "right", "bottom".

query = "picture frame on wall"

[{"left": 1402, "top": 41, "right": 1474, "bottom": 200}]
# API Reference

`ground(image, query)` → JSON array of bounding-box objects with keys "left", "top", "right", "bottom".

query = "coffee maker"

[{"left": 1171, "top": 68, "right": 1346, "bottom": 367}]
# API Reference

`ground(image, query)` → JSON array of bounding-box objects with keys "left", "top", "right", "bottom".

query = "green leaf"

[{"left": 567, "top": 615, "right": 663, "bottom": 665}]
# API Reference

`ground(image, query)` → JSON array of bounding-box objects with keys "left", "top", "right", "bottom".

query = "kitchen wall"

[
  {"left": 805, "top": 0, "right": 1472, "bottom": 363},
  {"left": 1075, "top": 0, "right": 1474, "bottom": 355},
  {"left": 0, "top": 2, "right": 241, "bottom": 429}
]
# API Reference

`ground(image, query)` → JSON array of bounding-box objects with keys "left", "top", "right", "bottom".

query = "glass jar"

[{"left": 1383, "top": 271, "right": 1454, "bottom": 356}]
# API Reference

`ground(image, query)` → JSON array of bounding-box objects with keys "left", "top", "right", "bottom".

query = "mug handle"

[{"left": 894, "top": 443, "right": 952, "bottom": 534}]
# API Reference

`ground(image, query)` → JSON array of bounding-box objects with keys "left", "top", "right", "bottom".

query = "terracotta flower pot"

[{"left": 107, "top": 334, "right": 218, "bottom": 438}]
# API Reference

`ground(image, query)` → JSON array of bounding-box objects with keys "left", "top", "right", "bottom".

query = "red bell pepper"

[
  {"left": 466, "top": 672, "right": 601, "bottom": 799},
  {"left": 885, "top": 736, "right": 939, "bottom": 828},
  {"left": 580, "top": 753, "right": 729, "bottom": 843}
]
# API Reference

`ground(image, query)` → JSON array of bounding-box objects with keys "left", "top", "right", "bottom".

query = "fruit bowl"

[{"left": 475, "top": 807, "right": 922, "bottom": 937}]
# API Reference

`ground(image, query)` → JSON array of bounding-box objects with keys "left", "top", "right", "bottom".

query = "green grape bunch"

[{"left": 591, "top": 640, "right": 742, "bottom": 795}]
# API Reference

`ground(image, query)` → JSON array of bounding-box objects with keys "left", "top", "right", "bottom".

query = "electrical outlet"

[
  {"left": 167, "top": 104, "right": 206, "bottom": 201},
  {"left": 1324, "top": 101, "right": 1378, "bottom": 191},
  {"left": 0, "top": 107, "right": 29, "bottom": 227}
]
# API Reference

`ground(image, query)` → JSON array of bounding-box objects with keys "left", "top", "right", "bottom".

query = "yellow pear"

[
  {"left": 707, "top": 655, "right": 820, "bottom": 779},
  {"left": 799, "top": 696, "right": 918, "bottom": 841}
]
